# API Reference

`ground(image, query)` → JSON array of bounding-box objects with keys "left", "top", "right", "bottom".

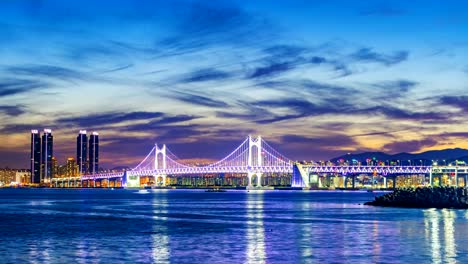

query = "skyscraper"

[
  {"left": 77, "top": 130, "right": 87, "bottom": 175},
  {"left": 30, "top": 130, "right": 41, "bottom": 184},
  {"left": 41, "top": 129, "right": 53, "bottom": 182},
  {"left": 88, "top": 132, "right": 99, "bottom": 174}
]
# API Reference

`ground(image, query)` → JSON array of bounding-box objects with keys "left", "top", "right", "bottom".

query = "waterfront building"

[
  {"left": 41, "top": 129, "right": 53, "bottom": 182},
  {"left": 66, "top": 158, "right": 78, "bottom": 177},
  {"left": 88, "top": 132, "right": 99, "bottom": 174},
  {"left": 0, "top": 169, "right": 16, "bottom": 186},
  {"left": 51, "top": 157, "right": 58, "bottom": 178},
  {"left": 15, "top": 170, "right": 31, "bottom": 185},
  {"left": 30, "top": 130, "right": 41, "bottom": 184},
  {"left": 77, "top": 130, "right": 88, "bottom": 175}
]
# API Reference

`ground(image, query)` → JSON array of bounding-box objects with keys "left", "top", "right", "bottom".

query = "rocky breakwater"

[{"left": 365, "top": 187, "right": 468, "bottom": 208}]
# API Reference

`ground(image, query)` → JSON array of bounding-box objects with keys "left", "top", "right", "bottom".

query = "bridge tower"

[
  {"left": 154, "top": 144, "right": 167, "bottom": 186},
  {"left": 247, "top": 135, "right": 263, "bottom": 188}
]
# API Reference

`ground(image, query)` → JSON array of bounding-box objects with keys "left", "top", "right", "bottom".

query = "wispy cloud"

[
  {"left": 351, "top": 48, "right": 409, "bottom": 65},
  {"left": 0, "top": 78, "right": 49, "bottom": 97},
  {"left": 248, "top": 62, "right": 293, "bottom": 79},
  {"left": 383, "top": 138, "right": 438, "bottom": 153},
  {"left": 57, "top": 111, "right": 165, "bottom": 127},
  {"left": 179, "top": 68, "right": 232, "bottom": 83},
  {"left": 7, "top": 64, "right": 87, "bottom": 81},
  {"left": 169, "top": 92, "right": 229, "bottom": 108},
  {"left": 0, "top": 105, "right": 26, "bottom": 116},
  {"left": 439, "top": 96, "right": 468, "bottom": 113}
]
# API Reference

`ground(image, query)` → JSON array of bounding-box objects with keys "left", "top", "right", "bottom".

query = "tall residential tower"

[
  {"left": 77, "top": 130, "right": 88, "bottom": 175},
  {"left": 41, "top": 129, "right": 53, "bottom": 182},
  {"left": 88, "top": 132, "right": 99, "bottom": 174},
  {"left": 30, "top": 130, "right": 41, "bottom": 184}
]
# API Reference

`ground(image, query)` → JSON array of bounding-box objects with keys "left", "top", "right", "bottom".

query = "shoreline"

[
  {"left": 0, "top": 186, "right": 395, "bottom": 192},
  {"left": 365, "top": 187, "right": 468, "bottom": 209}
]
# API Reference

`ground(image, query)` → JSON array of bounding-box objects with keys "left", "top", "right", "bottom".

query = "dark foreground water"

[{"left": 1, "top": 189, "right": 468, "bottom": 263}]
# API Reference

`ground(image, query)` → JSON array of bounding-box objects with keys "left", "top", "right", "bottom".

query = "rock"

[{"left": 365, "top": 187, "right": 468, "bottom": 209}]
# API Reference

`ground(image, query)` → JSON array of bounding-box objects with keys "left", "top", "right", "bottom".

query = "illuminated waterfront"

[{"left": 1, "top": 189, "right": 468, "bottom": 263}]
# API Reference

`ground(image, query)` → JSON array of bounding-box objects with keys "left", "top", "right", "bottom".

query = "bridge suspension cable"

[
  {"left": 206, "top": 137, "right": 250, "bottom": 167},
  {"left": 132, "top": 145, "right": 156, "bottom": 171}
]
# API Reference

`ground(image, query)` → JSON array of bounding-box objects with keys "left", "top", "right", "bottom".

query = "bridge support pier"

[
  {"left": 455, "top": 169, "right": 459, "bottom": 187},
  {"left": 247, "top": 173, "right": 253, "bottom": 188},
  {"left": 392, "top": 176, "right": 397, "bottom": 189},
  {"left": 351, "top": 176, "right": 356, "bottom": 189},
  {"left": 154, "top": 174, "right": 167, "bottom": 187},
  {"left": 256, "top": 173, "right": 262, "bottom": 187},
  {"left": 465, "top": 175, "right": 468, "bottom": 187},
  {"left": 384, "top": 177, "right": 388, "bottom": 189}
]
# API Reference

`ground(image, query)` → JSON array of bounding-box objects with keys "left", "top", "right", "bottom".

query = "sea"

[{"left": 0, "top": 188, "right": 467, "bottom": 263}]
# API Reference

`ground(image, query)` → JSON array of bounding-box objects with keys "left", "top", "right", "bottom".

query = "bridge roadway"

[{"left": 51, "top": 164, "right": 468, "bottom": 188}]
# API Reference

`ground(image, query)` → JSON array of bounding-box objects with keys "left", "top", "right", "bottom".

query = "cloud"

[
  {"left": 0, "top": 123, "right": 43, "bottom": 134},
  {"left": 0, "top": 78, "right": 49, "bottom": 97},
  {"left": 179, "top": 68, "right": 232, "bottom": 83},
  {"left": 158, "top": 1, "right": 273, "bottom": 55},
  {"left": 437, "top": 132, "right": 468, "bottom": 138},
  {"left": 252, "top": 98, "right": 347, "bottom": 123},
  {"left": 263, "top": 45, "right": 306, "bottom": 58},
  {"left": 169, "top": 92, "right": 228, "bottom": 108},
  {"left": 383, "top": 138, "right": 438, "bottom": 153},
  {"left": 0, "top": 105, "right": 26, "bottom": 116},
  {"left": 309, "top": 56, "right": 353, "bottom": 77},
  {"left": 278, "top": 134, "right": 359, "bottom": 161},
  {"left": 7, "top": 64, "right": 87, "bottom": 81},
  {"left": 123, "top": 115, "right": 202, "bottom": 132},
  {"left": 373, "top": 80, "right": 418, "bottom": 93},
  {"left": 57, "top": 111, "right": 165, "bottom": 127},
  {"left": 351, "top": 48, "right": 409, "bottom": 65},
  {"left": 363, "top": 106, "right": 448, "bottom": 121},
  {"left": 439, "top": 96, "right": 468, "bottom": 112},
  {"left": 248, "top": 62, "right": 293, "bottom": 79}
]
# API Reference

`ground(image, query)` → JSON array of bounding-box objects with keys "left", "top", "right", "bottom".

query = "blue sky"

[{"left": 1, "top": 0, "right": 468, "bottom": 168}]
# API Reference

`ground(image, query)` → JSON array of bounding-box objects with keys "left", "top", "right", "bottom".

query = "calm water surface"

[{"left": 1, "top": 189, "right": 468, "bottom": 263}]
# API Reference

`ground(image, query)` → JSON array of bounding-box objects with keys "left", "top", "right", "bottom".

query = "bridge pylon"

[
  {"left": 247, "top": 135, "right": 263, "bottom": 188},
  {"left": 154, "top": 144, "right": 167, "bottom": 186}
]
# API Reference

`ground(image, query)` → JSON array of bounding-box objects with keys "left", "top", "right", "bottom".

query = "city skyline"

[{"left": 1, "top": 0, "right": 468, "bottom": 168}]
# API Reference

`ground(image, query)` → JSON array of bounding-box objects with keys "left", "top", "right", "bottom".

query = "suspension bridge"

[{"left": 51, "top": 135, "right": 468, "bottom": 189}]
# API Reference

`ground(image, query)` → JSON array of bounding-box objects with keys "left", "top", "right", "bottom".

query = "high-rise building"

[
  {"left": 41, "top": 129, "right": 53, "bottom": 182},
  {"left": 88, "top": 132, "right": 99, "bottom": 174},
  {"left": 51, "top": 156, "right": 58, "bottom": 178},
  {"left": 66, "top": 157, "right": 78, "bottom": 177},
  {"left": 30, "top": 130, "right": 41, "bottom": 184},
  {"left": 77, "top": 130, "right": 88, "bottom": 175}
]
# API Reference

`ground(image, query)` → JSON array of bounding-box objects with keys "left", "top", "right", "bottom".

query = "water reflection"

[
  {"left": 246, "top": 192, "right": 266, "bottom": 263},
  {"left": 152, "top": 191, "right": 170, "bottom": 264},
  {"left": 442, "top": 210, "right": 456, "bottom": 264},
  {"left": 424, "top": 209, "right": 457, "bottom": 264},
  {"left": 300, "top": 202, "right": 313, "bottom": 262}
]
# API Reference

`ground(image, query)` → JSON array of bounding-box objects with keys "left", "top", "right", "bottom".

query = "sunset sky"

[{"left": 1, "top": 0, "right": 468, "bottom": 168}]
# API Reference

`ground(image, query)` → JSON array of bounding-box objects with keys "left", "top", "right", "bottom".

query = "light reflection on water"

[
  {"left": 1, "top": 189, "right": 468, "bottom": 263},
  {"left": 246, "top": 192, "right": 266, "bottom": 264},
  {"left": 152, "top": 191, "right": 170, "bottom": 264}
]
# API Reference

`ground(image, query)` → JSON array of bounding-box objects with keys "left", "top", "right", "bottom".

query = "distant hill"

[{"left": 332, "top": 148, "right": 468, "bottom": 165}]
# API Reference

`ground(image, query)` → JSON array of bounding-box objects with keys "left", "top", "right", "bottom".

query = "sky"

[{"left": 1, "top": 0, "right": 468, "bottom": 169}]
